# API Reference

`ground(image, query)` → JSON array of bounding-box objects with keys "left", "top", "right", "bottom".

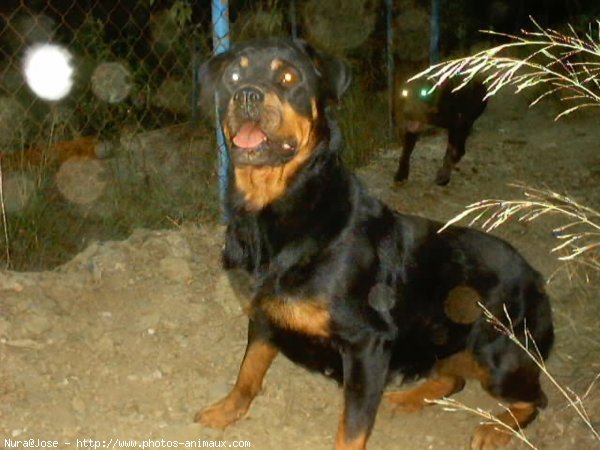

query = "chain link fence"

[
  {"left": 0, "top": 0, "right": 222, "bottom": 269},
  {"left": 0, "top": 0, "right": 214, "bottom": 149}
]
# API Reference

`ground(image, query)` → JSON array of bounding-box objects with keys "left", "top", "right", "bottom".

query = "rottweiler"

[
  {"left": 394, "top": 76, "right": 488, "bottom": 185},
  {"left": 195, "top": 39, "right": 554, "bottom": 450}
]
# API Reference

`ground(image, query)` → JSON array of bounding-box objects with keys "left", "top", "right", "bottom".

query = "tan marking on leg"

[
  {"left": 385, "top": 375, "right": 465, "bottom": 413},
  {"left": 385, "top": 352, "right": 489, "bottom": 413},
  {"left": 336, "top": 413, "right": 368, "bottom": 450},
  {"left": 437, "top": 351, "right": 491, "bottom": 384},
  {"left": 195, "top": 340, "right": 278, "bottom": 428},
  {"left": 471, "top": 402, "right": 538, "bottom": 450}
]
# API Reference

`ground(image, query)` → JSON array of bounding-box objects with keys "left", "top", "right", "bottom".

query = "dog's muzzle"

[{"left": 233, "top": 86, "right": 264, "bottom": 121}]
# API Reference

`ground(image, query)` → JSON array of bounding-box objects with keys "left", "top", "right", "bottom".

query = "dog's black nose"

[
  {"left": 233, "top": 86, "right": 264, "bottom": 106},
  {"left": 233, "top": 87, "right": 264, "bottom": 119}
]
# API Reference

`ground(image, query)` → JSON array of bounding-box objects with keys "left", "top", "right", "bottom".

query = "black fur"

[
  {"left": 394, "top": 76, "right": 488, "bottom": 185},
  {"left": 197, "top": 39, "right": 553, "bottom": 450}
]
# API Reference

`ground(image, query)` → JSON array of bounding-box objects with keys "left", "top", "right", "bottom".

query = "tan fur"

[
  {"left": 258, "top": 297, "right": 331, "bottom": 338},
  {"left": 231, "top": 95, "right": 316, "bottom": 211},
  {"left": 270, "top": 58, "right": 283, "bottom": 70},
  {"left": 471, "top": 402, "right": 538, "bottom": 450},
  {"left": 195, "top": 340, "right": 278, "bottom": 428},
  {"left": 336, "top": 407, "right": 368, "bottom": 450}
]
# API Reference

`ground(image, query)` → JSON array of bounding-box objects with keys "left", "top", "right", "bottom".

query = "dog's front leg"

[
  {"left": 336, "top": 337, "right": 391, "bottom": 450},
  {"left": 195, "top": 319, "right": 278, "bottom": 428}
]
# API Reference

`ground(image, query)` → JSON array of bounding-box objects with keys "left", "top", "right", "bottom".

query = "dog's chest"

[{"left": 254, "top": 296, "right": 331, "bottom": 338}]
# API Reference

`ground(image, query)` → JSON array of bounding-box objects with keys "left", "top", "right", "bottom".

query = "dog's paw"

[
  {"left": 194, "top": 395, "right": 248, "bottom": 429},
  {"left": 434, "top": 167, "right": 452, "bottom": 186},
  {"left": 383, "top": 391, "right": 428, "bottom": 413},
  {"left": 393, "top": 169, "right": 409, "bottom": 184},
  {"left": 470, "top": 423, "right": 513, "bottom": 450}
]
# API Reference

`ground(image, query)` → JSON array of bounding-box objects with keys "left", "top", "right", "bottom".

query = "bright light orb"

[{"left": 23, "top": 44, "right": 74, "bottom": 101}]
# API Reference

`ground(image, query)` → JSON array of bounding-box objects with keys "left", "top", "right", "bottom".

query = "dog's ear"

[
  {"left": 297, "top": 41, "right": 352, "bottom": 101},
  {"left": 317, "top": 54, "right": 352, "bottom": 101},
  {"left": 198, "top": 51, "right": 232, "bottom": 115}
]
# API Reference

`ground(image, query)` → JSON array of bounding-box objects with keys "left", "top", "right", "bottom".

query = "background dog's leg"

[
  {"left": 394, "top": 132, "right": 418, "bottom": 183},
  {"left": 336, "top": 338, "right": 391, "bottom": 450},
  {"left": 470, "top": 402, "right": 538, "bottom": 450},
  {"left": 195, "top": 321, "right": 278, "bottom": 428},
  {"left": 435, "top": 124, "right": 469, "bottom": 185}
]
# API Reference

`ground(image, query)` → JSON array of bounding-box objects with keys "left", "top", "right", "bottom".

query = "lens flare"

[{"left": 23, "top": 43, "right": 74, "bottom": 101}]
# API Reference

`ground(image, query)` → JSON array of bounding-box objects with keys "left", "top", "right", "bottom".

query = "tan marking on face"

[
  {"left": 239, "top": 56, "right": 249, "bottom": 68},
  {"left": 311, "top": 97, "right": 318, "bottom": 120},
  {"left": 257, "top": 297, "right": 331, "bottom": 338},
  {"left": 270, "top": 58, "right": 283, "bottom": 71},
  {"left": 231, "top": 94, "right": 316, "bottom": 210},
  {"left": 444, "top": 286, "right": 482, "bottom": 324}
]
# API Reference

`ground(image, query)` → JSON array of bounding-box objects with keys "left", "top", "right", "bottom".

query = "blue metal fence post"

[
  {"left": 191, "top": 42, "right": 201, "bottom": 123},
  {"left": 212, "top": 0, "right": 231, "bottom": 223},
  {"left": 385, "top": 0, "right": 394, "bottom": 141},
  {"left": 430, "top": 0, "right": 441, "bottom": 65}
]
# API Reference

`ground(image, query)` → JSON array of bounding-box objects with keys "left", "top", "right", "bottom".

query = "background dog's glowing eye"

[
  {"left": 419, "top": 88, "right": 430, "bottom": 98},
  {"left": 231, "top": 72, "right": 240, "bottom": 82},
  {"left": 401, "top": 89, "right": 409, "bottom": 97}
]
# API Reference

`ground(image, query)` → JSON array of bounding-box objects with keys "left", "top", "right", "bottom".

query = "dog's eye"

[
  {"left": 419, "top": 87, "right": 430, "bottom": 98},
  {"left": 279, "top": 69, "right": 299, "bottom": 87},
  {"left": 230, "top": 71, "right": 241, "bottom": 83}
]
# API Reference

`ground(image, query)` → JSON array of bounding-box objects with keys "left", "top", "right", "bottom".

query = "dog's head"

[
  {"left": 395, "top": 79, "right": 440, "bottom": 133},
  {"left": 200, "top": 39, "right": 351, "bottom": 210},
  {"left": 201, "top": 39, "right": 350, "bottom": 167}
]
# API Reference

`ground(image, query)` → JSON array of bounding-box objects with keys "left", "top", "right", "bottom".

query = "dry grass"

[
  {"left": 413, "top": 19, "right": 600, "bottom": 120},
  {"left": 0, "top": 158, "right": 9, "bottom": 268},
  {"left": 439, "top": 184, "right": 600, "bottom": 282},
  {"left": 412, "top": 19, "right": 600, "bottom": 447},
  {"left": 431, "top": 304, "right": 600, "bottom": 449}
]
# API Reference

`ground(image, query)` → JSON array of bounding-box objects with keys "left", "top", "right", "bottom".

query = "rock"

[
  {"left": 159, "top": 257, "right": 192, "bottom": 283},
  {"left": 21, "top": 312, "right": 52, "bottom": 336},
  {"left": 96, "top": 334, "right": 115, "bottom": 353},
  {"left": 0, "top": 318, "right": 11, "bottom": 337},
  {"left": 0, "top": 272, "right": 25, "bottom": 292}
]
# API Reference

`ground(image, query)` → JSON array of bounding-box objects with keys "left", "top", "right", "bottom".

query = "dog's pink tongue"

[{"left": 233, "top": 123, "right": 267, "bottom": 149}]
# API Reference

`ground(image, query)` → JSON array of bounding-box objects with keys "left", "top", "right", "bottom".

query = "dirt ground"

[{"left": 1, "top": 91, "right": 599, "bottom": 450}]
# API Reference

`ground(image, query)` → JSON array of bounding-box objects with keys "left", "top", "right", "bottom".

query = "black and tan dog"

[
  {"left": 196, "top": 39, "right": 554, "bottom": 450},
  {"left": 394, "top": 76, "right": 488, "bottom": 185}
]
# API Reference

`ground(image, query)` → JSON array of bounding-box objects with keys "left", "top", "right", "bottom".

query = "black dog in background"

[
  {"left": 196, "top": 39, "right": 553, "bottom": 450},
  {"left": 394, "top": 76, "right": 488, "bottom": 185}
]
